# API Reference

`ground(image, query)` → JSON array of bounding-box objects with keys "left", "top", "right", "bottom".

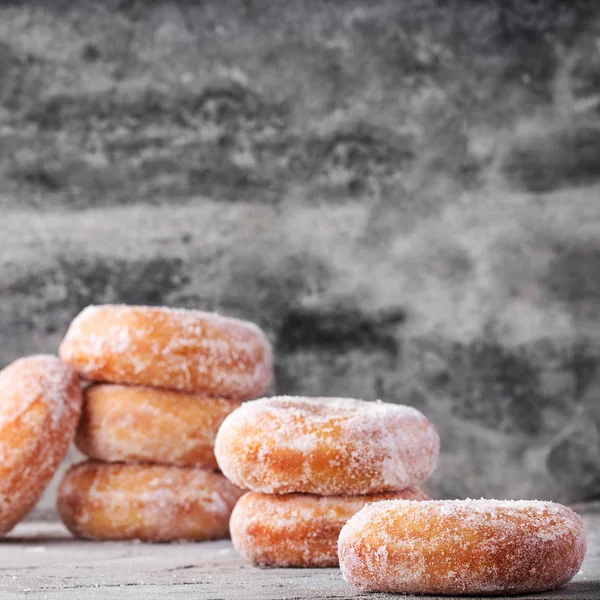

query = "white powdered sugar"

[
  {"left": 59, "top": 305, "right": 273, "bottom": 399},
  {"left": 215, "top": 396, "right": 440, "bottom": 495},
  {"left": 0, "top": 355, "right": 81, "bottom": 429},
  {"left": 230, "top": 488, "right": 428, "bottom": 567},
  {"left": 339, "top": 499, "right": 587, "bottom": 595},
  {"left": 58, "top": 462, "right": 244, "bottom": 542},
  {"left": 0, "top": 355, "right": 82, "bottom": 533},
  {"left": 76, "top": 384, "right": 240, "bottom": 468}
]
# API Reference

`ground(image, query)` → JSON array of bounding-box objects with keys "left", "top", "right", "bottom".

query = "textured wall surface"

[{"left": 1, "top": 1, "right": 600, "bottom": 518}]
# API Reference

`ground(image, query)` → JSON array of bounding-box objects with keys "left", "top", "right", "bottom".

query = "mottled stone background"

[{"left": 1, "top": 0, "right": 600, "bottom": 518}]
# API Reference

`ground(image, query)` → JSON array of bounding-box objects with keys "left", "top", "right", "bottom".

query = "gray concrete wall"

[{"left": 1, "top": 1, "right": 600, "bottom": 517}]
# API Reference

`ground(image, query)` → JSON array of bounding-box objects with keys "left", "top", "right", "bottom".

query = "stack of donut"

[
  {"left": 56, "top": 305, "right": 273, "bottom": 542},
  {"left": 214, "top": 396, "right": 440, "bottom": 567}
]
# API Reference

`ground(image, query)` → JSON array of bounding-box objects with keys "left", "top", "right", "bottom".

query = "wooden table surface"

[{"left": 1, "top": 504, "right": 599, "bottom": 600}]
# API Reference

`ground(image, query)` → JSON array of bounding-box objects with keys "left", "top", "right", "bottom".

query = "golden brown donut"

[
  {"left": 215, "top": 396, "right": 439, "bottom": 495},
  {"left": 76, "top": 384, "right": 242, "bottom": 468},
  {"left": 59, "top": 305, "right": 273, "bottom": 400},
  {"left": 57, "top": 461, "right": 244, "bottom": 542},
  {"left": 230, "top": 488, "right": 429, "bottom": 567},
  {"left": 339, "top": 499, "right": 587, "bottom": 595},
  {"left": 0, "top": 355, "right": 82, "bottom": 534}
]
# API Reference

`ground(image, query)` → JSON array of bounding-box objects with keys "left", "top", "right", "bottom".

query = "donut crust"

[
  {"left": 58, "top": 461, "right": 244, "bottom": 542},
  {"left": 0, "top": 355, "right": 82, "bottom": 534},
  {"left": 76, "top": 384, "right": 241, "bottom": 468},
  {"left": 215, "top": 396, "right": 440, "bottom": 495},
  {"left": 339, "top": 499, "right": 587, "bottom": 595},
  {"left": 59, "top": 305, "right": 273, "bottom": 399},
  {"left": 230, "top": 488, "right": 429, "bottom": 567}
]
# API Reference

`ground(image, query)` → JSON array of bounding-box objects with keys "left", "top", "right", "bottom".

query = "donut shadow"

[
  {"left": 540, "top": 580, "right": 600, "bottom": 599},
  {"left": 0, "top": 535, "right": 75, "bottom": 545},
  {"left": 489, "top": 580, "right": 600, "bottom": 599},
  {"left": 362, "top": 580, "right": 600, "bottom": 599}
]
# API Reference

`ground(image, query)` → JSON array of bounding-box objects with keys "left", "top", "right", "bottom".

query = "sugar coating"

[
  {"left": 215, "top": 396, "right": 440, "bottom": 495},
  {"left": 0, "top": 355, "right": 82, "bottom": 534},
  {"left": 57, "top": 461, "right": 245, "bottom": 542},
  {"left": 339, "top": 499, "right": 587, "bottom": 595},
  {"left": 76, "top": 384, "right": 242, "bottom": 468},
  {"left": 59, "top": 305, "right": 273, "bottom": 400},
  {"left": 230, "top": 488, "right": 429, "bottom": 568}
]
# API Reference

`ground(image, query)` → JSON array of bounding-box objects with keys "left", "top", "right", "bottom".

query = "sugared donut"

[
  {"left": 231, "top": 488, "right": 429, "bottom": 567},
  {"left": 59, "top": 305, "right": 273, "bottom": 400},
  {"left": 57, "top": 461, "right": 244, "bottom": 542},
  {"left": 76, "top": 384, "right": 241, "bottom": 468},
  {"left": 339, "top": 499, "right": 587, "bottom": 595},
  {"left": 0, "top": 355, "right": 82, "bottom": 534},
  {"left": 215, "top": 396, "right": 439, "bottom": 495}
]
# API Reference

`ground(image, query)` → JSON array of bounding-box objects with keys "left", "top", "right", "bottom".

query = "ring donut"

[
  {"left": 59, "top": 305, "right": 273, "bottom": 400},
  {"left": 76, "top": 384, "right": 241, "bottom": 468},
  {"left": 0, "top": 355, "right": 82, "bottom": 534},
  {"left": 338, "top": 499, "right": 587, "bottom": 595},
  {"left": 215, "top": 396, "right": 439, "bottom": 495},
  {"left": 230, "top": 488, "right": 429, "bottom": 567},
  {"left": 58, "top": 461, "right": 244, "bottom": 542}
]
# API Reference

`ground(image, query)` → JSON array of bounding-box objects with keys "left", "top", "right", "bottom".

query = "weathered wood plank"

[{"left": 1, "top": 506, "right": 598, "bottom": 600}]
